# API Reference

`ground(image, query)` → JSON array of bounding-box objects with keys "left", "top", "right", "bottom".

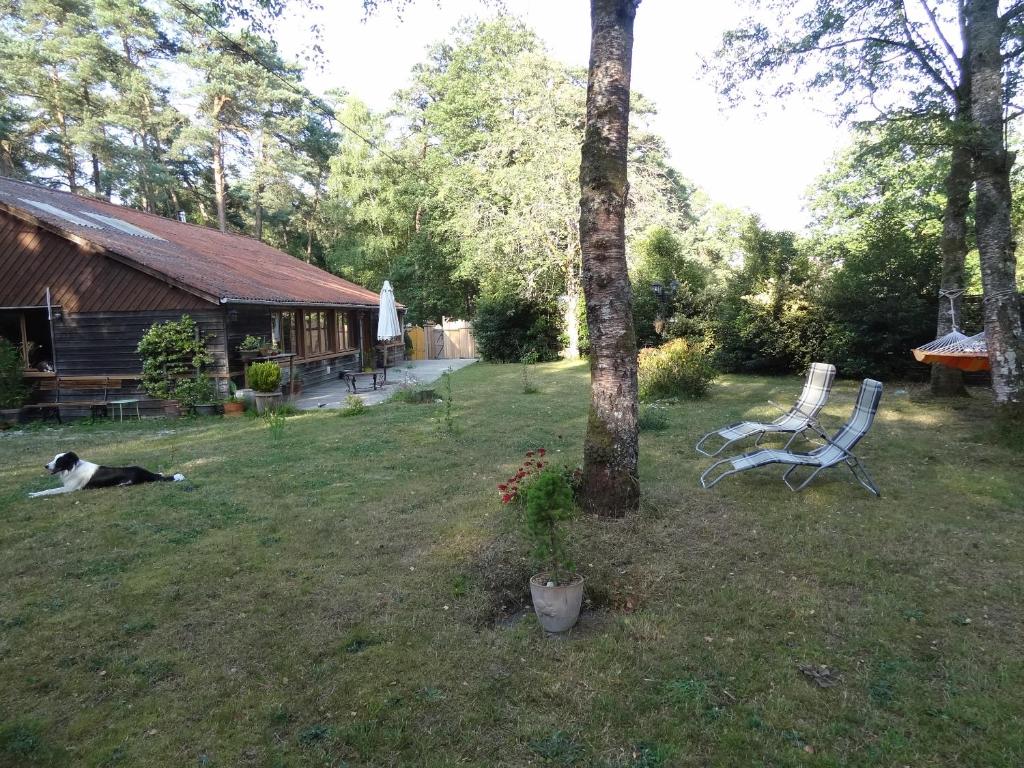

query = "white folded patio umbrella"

[{"left": 376, "top": 280, "right": 402, "bottom": 374}]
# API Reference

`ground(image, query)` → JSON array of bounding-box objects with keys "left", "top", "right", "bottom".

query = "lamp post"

[{"left": 651, "top": 279, "right": 679, "bottom": 335}]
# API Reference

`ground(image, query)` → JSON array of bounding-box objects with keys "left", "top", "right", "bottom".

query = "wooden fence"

[{"left": 407, "top": 319, "right": 477, "bottom": 360}]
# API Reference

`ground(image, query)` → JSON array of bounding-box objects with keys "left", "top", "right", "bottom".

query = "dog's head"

[{"left": 46, "top": 452, "right": 79, "bottom": 474}]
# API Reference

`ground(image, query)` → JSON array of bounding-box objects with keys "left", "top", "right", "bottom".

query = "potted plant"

[
  {"left": 173, "top": 376, "right": 217, "bottom": 416},
  {"left": 0, "top": 338, "right": 28, "bottom": 427},
  {"left": 524, "top": 468, "right": 583, "bottom": 633},
  {"left": 247, "top": 361, "right": 282, "bottom": 414},
  {"left": 238, "top": 335, "right": 266, "bottom": 363},
  {"left": 223, "top": 382, "right": 245, "bottom": 416},
  {"left": 137, "top": 315, "right": 214, "bottom": 419}
]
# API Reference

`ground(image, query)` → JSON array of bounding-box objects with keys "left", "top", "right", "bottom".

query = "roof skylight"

[
  {"left": 18, "top": 198, "right": 102, "bottom": 229},
  {"left": 79, "top": 211, "right": 165, "bottom": 240}
]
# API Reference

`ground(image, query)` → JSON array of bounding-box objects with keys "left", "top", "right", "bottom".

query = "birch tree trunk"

[
  {"left": 931, "top": 140, "right": 972, "bottom": 396},
  {"left": 578, "top": 0, "right": 641, "bottom": 517},
  {"left": 968, "top": 0, "right": 1024, "bottom": 408}
]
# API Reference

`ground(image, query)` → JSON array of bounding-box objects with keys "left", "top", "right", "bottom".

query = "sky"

[{"left": 273, "top": 1, "right": 854, "bottom": 232}]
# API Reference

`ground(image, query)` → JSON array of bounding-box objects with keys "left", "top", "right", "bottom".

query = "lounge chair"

[
  {"left": 695, "top": 362, "right": 836, "bottom": 457},
  {"left": 699, "top": 378, "right": 883, "bottom": 496}
]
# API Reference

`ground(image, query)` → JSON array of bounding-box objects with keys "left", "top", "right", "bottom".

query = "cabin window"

[
  {"left": 338, "top": 311, "right": 358, "bottom": 351},
  {"left": 303, "top": 310, "right": 332, "bottom": 356},
  {"left": 271, "top": 311, "right": 297, "bottom": 354},
  {"left": 0, "top": 309, "right": 55, "bottom": 371}
]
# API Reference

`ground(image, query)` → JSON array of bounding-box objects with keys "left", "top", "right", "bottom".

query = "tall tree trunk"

[
  {"left": 213, "top": 128, "right": 228, "bottom": 233},
  {"left": 578, "top": 0, "right": 641, "bottom": 517},
  {"left": 254, "top": 192, "right": 264, "bottom": 241},
  {"left": 91, "top": 153, "right": 102, "bottom": 197},
  {"left": 968, "top": 0, "right": 1024, "bottom": 408},
  {"left": 931, "top": 140, "right": 973, "bottom": 396}
]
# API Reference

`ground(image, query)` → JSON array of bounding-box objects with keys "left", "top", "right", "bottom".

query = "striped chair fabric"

[
  {"left": 695, "top": 362, "right": 837, "bottom": 457},
  {"left": 700, "top": 378, "right": 883, "bottom": 496}
]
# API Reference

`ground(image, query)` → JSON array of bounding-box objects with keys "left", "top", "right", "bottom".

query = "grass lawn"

[{"left": 1, "top": 360, "right": 1022, "bottom": 767}]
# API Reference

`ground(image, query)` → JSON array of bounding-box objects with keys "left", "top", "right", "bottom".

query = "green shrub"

[
  {"left": 524, "top": 468, "right": 575, "bottom": 585},
  {"left": 247, "top": 361, "right": 281, "bottom": 393},
  {"left": 0, "top": 338, "right": 28, "bottom": 409},
  {"left": 174, "top": 376, "right": 217, "bottom": 409},
  {"left": 638, "top": 338, "right": 716, "bottom": 401},
  {"left": 638, "top": 404, "right": 669, "bottom": 431},
  {"left": 472, "top": 294, "right": 563, "bottom": 363},
  {"left": 137, "top": 315, "right": 214, "bottom": 402},
  {"left": 339, "top": 394, "right": 365, "bottom": 417}
]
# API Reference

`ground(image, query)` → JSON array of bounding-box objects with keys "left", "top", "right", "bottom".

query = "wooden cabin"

[{"left": 0, "top": 177, "right": 403, "bottom": 417}]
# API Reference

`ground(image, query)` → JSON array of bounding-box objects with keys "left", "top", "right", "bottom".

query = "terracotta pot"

[
  {"left": 530, "top": 573, "right": 584, "bottom": 633},
  {"left": 223, "top": 400, "right": 245, "bottom": 416},
  {"left": 162, "top": 400, "right": 182, "bottom": 418}
]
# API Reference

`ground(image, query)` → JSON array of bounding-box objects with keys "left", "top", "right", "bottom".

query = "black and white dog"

[{"left": 29, "top": 452, "right": 185, "bottom": 498}]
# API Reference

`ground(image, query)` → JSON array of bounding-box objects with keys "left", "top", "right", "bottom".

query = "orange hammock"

[{"left": 911, "top": 331, "right": 989, "bottom": 372}]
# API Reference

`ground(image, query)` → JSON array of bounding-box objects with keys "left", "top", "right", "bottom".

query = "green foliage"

[
  {"left": 0, "top": 338, "right": 28, "bottom": 409},
  {"left": 472, "top": 295, "right": 563, "bottom": 363},
  {"left": 174, "top": 376, "right": 217, "bottom": 410},
  {"left": 638, "top": 404, "right": 669, "bottom": 431},
  {"left": 523, "top": 468, "right": 575, "bottom": 585},
  {"left": 137, "top": 316, "right": 214, "bottom": 402},
  {"left": 247, "top": 361, "right": 282, "bottom": 393},
  {"left": 238, "top": 335, "right": 266, "bottom": 352},
  {"left": 264, "top": 409, "right": 286, "bottom": 439},
  {"left": 638, "top": 339, "right": 717, "bottom": 401},
  {"left": 438, "top": 372, "right": 455, "bottom": 436},
  {"left": 521, "top": 351, "right": 540, "bottom": 394},
  {"left": 712, "top": 220, "right": 815, "bottom": 374},
  {"left": 339, "top": 394, "right": 365, "bottom": 417},
  {"left": 631, "top": 226, "right": 712, "bottom": 348}
]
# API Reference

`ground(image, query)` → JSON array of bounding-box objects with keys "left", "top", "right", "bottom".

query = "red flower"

[
  {"left": 501, "top": 494, "right": 513, "bottom": 504},
  {"left": 535, "top": 462, "right": 543, "bottom": 469},
  {"left": 538, "top": 448, "right": 546, "bottom": 455},
  {"left": 497, "top": 483, "right": 508, "bottom": 491}
]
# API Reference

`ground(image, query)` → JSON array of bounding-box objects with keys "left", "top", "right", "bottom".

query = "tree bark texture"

[
  {"left": 968, "top": 0, "right": 1024, "bottom": 407},
  {"left": 931, "top": 140, "right": 972, "bottom": 396},
  {"left": 578, "top": 0, "right": 641, "bottom": 517},
  {"left": 213, "top": 128, "right": 228, "bottom": 233}
]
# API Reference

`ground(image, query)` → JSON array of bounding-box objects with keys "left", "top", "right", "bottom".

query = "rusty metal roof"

[{"left": 0, "top": 178, "right": 388, "bottom": 308}]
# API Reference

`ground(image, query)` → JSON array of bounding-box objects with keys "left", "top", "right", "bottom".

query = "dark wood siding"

[
  {"left": 0, "top": 211, "right": 214, "bottom": 313},
  {"left": 54, "top": 310, "right": 227, "bottom": 377}
]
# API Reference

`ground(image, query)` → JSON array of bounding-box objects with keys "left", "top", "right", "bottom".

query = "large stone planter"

[
  {"left": 252, "top": 391, "right": 283, "bottom": 414},
  {"left": 530, "top": 573, "right": 584, "bottom": 633}
]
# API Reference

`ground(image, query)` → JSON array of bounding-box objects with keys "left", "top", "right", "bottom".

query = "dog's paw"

[
  {"left": 172, "top": 473, "right": 185, "bottom": 482},
  {"left": 27, "top": 491, "right": 40, "bottom": 498}
]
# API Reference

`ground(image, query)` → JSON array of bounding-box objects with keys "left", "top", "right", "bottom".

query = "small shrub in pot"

[
  {"left": 247, "top": 361, "right": 283, "bottom": 413},
  {"left": 524, "top": 468, "right": 583, "bottom": 632}
]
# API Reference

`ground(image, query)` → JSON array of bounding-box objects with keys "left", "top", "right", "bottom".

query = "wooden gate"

[{"left": 408, "top": 319, "right": 477, "bottom": 360}]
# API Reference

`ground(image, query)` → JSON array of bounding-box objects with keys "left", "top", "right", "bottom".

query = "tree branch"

[
  {"left": 1000, "top": 2, "right": 1024, "bottom": 25},
  {"left": 917, "top": 0, "right": 962, "bottom": 74},
  {"left": 900, "top": 0, "right": 959, "bottom": 96}
]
